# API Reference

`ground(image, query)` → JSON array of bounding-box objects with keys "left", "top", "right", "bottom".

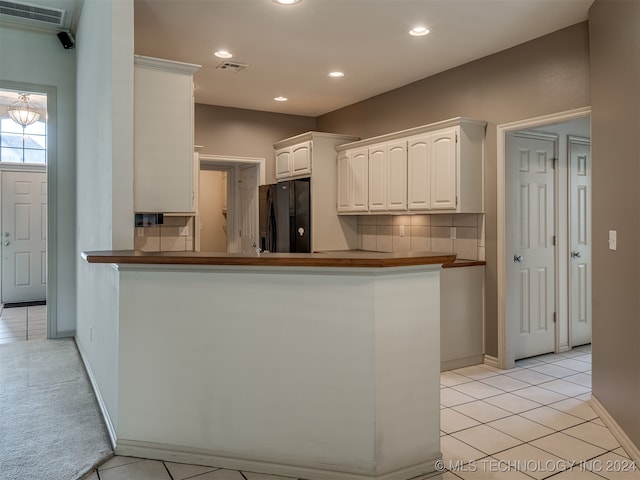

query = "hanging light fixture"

[{"left": 8, "top": 93, "right": 40, "bottom": 128}]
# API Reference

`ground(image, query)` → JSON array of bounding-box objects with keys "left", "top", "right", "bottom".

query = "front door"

[
  {"left": 506, "top": 133, "right": 556, "bottom": 360},
  {"left": 1, "top": 170, "right": 47, "bottom": 303},
  {"left": 568, "top": 137, "right": 592, "bottom": 347},
  {"left": 239, "top": 165, "right": 258, "bottom": 253}
]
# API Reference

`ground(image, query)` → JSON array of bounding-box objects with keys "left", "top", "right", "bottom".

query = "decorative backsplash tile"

[
  {"left": 357, "top": 214, "right": 485, "bottom": 260},
  {"left": 134, "top": 216, "right": 194, "bottom": 252}
]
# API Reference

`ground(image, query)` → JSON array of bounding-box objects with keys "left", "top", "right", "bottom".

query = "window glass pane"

[
  {"left": 23, "top": 149, "right": 46, "bottom": 164},
  {"left": 24, "top": 134, "right": 45, "bottom": 149},
  {"left": 1, "top": 118, "right": 24, "bottom": 134},
  {"left": 0, "top": 147, "right": 24, "bottom": 162},
  {"left": 1, "top": 133, "right": 24, "bottom": 148},
  {"left": 24, "top": 120, "right": 46, "bottom": 136}
]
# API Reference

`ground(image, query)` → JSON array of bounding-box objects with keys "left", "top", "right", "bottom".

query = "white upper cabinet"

[
  {"left": 430, "top": 128, "right": 457, "bottom": 210},
  {"left": 336, "top": 118, "right": 485, "bottom": 214},
  {"left": 407, "top": 135, "right": 431, "bottom": 210},
  {"left": 275, "top": 141, "right": 311, "bottom": 180},
  {"left": 387, "top": 140, "right": 408, "bottom": 211},
  {"left": 134, "top": 56, "right": 200, "bottom": 213},
  {"left": 337, "top": 148, "right": 368, "bottom": 213}
]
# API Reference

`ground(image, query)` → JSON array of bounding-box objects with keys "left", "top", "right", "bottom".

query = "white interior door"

[
  {"left": 506, "top": 133, "right": 556, "bottom": 360},
  {"left": 569, "top": 137, "right": 592, "bottom": 347},
  {"left": 1, "top": 170, "right": 47, "bottom": 303},
  {"left": 239, "top": 165, "right": 258, "bottom": 253}
]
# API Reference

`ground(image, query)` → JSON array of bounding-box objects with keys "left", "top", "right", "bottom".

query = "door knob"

[
  {"left": 513, "top": 255, "right": 523, "bottom": 263},
  {"left": 571, "top": 251, "right": 581, "bottom": 258},
  {"left": 2, "top": 241, "right": 9, "bottom": 247}
]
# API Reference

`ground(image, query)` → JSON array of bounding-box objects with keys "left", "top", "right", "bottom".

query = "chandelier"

[{"left": 8, "top": 93, "right": 40, "bottom": 128}]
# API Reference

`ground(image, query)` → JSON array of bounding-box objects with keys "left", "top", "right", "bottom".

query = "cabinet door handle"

[
  {"left": 571, "top": 251, "right": 581, "bottom": 258},
  {"left": 513, "top": 255, "right": 523, "bottom": 263}
]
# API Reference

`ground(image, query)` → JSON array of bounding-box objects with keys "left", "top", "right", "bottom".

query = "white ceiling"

[
  {"left": 1, "top": 0, "right": 594, "bottom": 117},
  {"left": 134, "top": 0, "right": 594, "bottom": 117}
]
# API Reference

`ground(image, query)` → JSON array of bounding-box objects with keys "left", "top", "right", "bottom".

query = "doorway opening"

[
  {"left": 497, "top": 107, "right": 591, "bottom": 369},
  {"left": 198, "top": 155, "right": 265, "bottom": 253},
  {"left": 0, "top": 85, "right": 50, "bottom": 344}
]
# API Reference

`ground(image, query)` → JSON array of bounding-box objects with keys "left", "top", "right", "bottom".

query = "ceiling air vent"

[
  {"left": 216, "top": 61, "right": 249, "bottom": 73},
  {"left": 0, "top": 0, "right": 65, "bottom": 26}
]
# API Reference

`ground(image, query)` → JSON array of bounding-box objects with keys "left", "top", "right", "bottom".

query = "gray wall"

[
  {"left": 195, "top": 104, "right": 316, "bottom": 184},
  {"left": 0, "top": 26, "right": 77, "bottom": 335},
  {"left": 590, "top": 0, "right": 640, "bottom": 449},
  {"left": 317, "top": 22, "right": 591, "bottom": 357}
]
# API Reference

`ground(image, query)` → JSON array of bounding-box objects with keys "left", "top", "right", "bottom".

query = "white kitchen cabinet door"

[
  {"left": 337, "top": 151, "right": 352, "bottom": 212},
  {"left": 351, "top": 148, "right": 369, "bottom": 212},
  {"left": 368, "top": 144, "right": 387, "bottom": 212},
  {"left": 291, "top": 142, "right": 311, "bottom": 177},
  {"left": 430, "top": 128, "right": 457, "bottom": 210},
  {"left": 407, "top": 135, "right": 431, "bottom": 211},
  {"left": 134, "top": 56, "right": 200, "bottom": 213},
  {"left": 387, "top": 140, "right": 407, "bottom": 211},
  {"left": 275, "top": 148, "right": 292, "bottom": 179}
]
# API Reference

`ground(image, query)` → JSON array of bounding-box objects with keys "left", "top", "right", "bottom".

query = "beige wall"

[
  {"left": 589, "top": 0, "right": 640, "bottom": 449},
  {"left": 317, "top": 22, "right": 591, "bottom": 357},
  {"left": 194, "top": 104, "right": 316, "bottom": 184},
  {"left": 199, "top": 170, "right": 228, "bottom": 252}
]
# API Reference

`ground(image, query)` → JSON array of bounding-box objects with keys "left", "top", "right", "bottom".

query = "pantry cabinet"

[
  {"left": 134, "top": 55, "right": 200, "bottom": 213},
  {"left": 336, "top": 117, "right": 485, "bottom": 214},
  {"left": 274, "top": 132, "right": 359, "bottom": 250}
]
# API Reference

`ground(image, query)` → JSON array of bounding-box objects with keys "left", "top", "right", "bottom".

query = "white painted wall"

[
  {"left": 0, "top": 26, "right": 76, "bottom": 334},
  {"left": 75, "top": 0, "right": 134, "bottom": 438},
  {"left": 199, "top": 170, "right": 227, "bottom": 251},
  {"left": 114, "top": 264, "right": 441, "bottom": 479}
]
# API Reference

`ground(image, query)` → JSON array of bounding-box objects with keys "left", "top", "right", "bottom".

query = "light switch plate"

[{"left": 609, "top": 230, "right": 617, "bottom": 250}]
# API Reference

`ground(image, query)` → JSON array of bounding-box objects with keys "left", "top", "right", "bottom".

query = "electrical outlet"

[
  {"left": 137, "top": 228, "right": 144, "bottom": 237},
  {"left": 399, "top": 225, "right": 405, "bottom": 237},
  {"left": 450, "top": 227, "right": 457, "bottom": 240}
]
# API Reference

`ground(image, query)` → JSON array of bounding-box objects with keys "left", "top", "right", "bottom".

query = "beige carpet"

[{"left": 0, "top": 338, "right": 113, "bottom": 480}]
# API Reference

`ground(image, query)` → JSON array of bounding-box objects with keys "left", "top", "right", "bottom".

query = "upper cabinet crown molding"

[
  {"left": 134, "top": 55, "right": 201, "bottom": 75},
  {"left": 274, "top": 131, "right": 359, "bottom": 150},
  {"left": 335, "top": 117, "right": 485, "bottom": 152}
]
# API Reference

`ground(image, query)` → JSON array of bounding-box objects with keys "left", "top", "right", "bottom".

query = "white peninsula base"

[{"left": 84, "top": 261, "right": 443, "bottom": 480}]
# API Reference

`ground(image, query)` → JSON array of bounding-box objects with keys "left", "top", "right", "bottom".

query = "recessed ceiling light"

[
  {"left": 328, "top": 71, "right": 345, "bottom": 78},
  {"left": 274, "top": 96, "right": 288, "bottom": 102},
  {"left": 273, "top": 0, "right": 302, "bottom": 5},
  {"left": 214, "top": 50, "right": 233, "bottom": 59},
  {"left": 409, "top": 26, "right": 430, "bottom": 36}
]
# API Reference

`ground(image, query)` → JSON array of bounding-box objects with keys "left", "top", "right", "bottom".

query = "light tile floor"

[
  {"left": 82, "top": 345, "right": 640, "bottom": 480},
  {"left": 0, "top": 305, "right": 46, "bottom": 344}
]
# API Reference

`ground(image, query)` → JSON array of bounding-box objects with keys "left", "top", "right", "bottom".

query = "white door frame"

[
  {"left": 0, "top": 80, "right": 58, "bottom": 338},
  {"left": 199, "top": 155, "right": 265, "bottom": 253},
  {"left": 497, "top": 106, "right": 591, "bottom": 369}
]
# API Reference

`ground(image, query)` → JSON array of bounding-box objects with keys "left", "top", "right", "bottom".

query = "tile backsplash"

[
  {"left": 357, "top": 214, "right": 485, "bottom": 260},
  {"left": 134, "top": 215, "right": 195, "bottom": 252}
]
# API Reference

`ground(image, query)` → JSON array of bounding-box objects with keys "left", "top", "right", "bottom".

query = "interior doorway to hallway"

[
  {"left": 498, "top": 108, "right": 592, "bottom": 369},
  {"left": 198, "top": 155, "right": 265, "bottom": 253}
]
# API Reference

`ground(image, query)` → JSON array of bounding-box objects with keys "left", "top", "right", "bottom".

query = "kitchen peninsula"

[{"left": 81, "top": 250, "right": 454, "bottom": 480}]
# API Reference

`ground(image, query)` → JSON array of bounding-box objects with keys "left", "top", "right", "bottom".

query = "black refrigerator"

[{"left": 259, "top": 178, "right": 311, "bottom": 253}]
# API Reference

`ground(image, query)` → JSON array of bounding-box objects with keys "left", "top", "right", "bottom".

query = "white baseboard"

[
  {"left": 115, "top": 439, "right": 440, "bottom": 480},
  {"left": 483, "top": 355, "right": 499, "bottom": 368},
  {"left": 441, "top": 355, "right": 484, "bottom": 372},
  {"left": 590, "top": 395, "right": 640, "bottom": 465},
  {"left": 74, "top": 338, "right": 117, "bottom": 449}
]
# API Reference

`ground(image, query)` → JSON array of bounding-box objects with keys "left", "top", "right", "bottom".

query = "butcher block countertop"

[{"left": 81, "top": 250, "right": 457, "bottom": 268}]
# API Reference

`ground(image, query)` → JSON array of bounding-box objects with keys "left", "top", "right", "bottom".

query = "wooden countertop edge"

[
  {"left": 442, "top": 260, "right": 487, "bottom": 269},
  {"left": 81, "top": 251, "right": 457, "bottom": 268}
]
